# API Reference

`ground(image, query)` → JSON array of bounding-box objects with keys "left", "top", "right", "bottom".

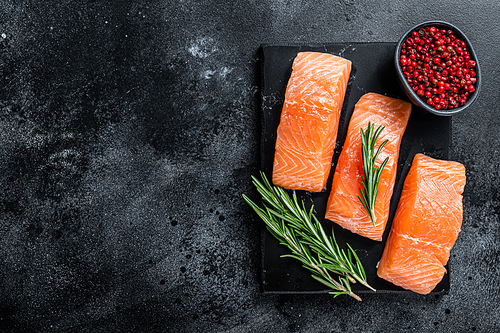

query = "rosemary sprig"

[
  {"left": 243, "top": 172, "right": 375, "bottom": 300},
  {"left": 358, "top": 122, "right": 389, "bottom": 226}
]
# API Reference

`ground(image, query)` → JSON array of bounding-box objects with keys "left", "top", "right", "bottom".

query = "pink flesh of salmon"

[
  {"left": 272, "top": 52, "right": 351, "bottom": 192},
  {"left": 325, "top": 93, "right": 412, "bottom": 241},
  {"left": 377, "top": 153, "right": 466, "bottom": 294}
]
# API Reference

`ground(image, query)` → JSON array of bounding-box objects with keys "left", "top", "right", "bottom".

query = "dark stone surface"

[
  {"left": 260, "top": 44, "right": 453, "bottom": 295},
  {"left": 0, "top": 1, "right": 498, "bottom": 332}
]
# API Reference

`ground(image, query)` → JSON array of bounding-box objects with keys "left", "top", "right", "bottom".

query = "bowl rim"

[{"left": 394, "top": 20, "right": 481, "bottom": 116}]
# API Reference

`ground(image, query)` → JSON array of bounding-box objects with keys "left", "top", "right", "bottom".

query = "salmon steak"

[
  {"left": 272, "top": 52, "right": 351, "bottom": 192},
  {"left": 377, "top": 153, "right": 466, "bottom": 294},
  {"left": 325, "top": 93, "right": 412, "bottom": 241}
]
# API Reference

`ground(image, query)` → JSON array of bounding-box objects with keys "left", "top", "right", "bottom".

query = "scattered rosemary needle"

[
  {"left": 243, "top": 171, "right": 375, "bottom": 300},
  {"left": 358, "top": 121, "right": 389, "bottom": 227}
]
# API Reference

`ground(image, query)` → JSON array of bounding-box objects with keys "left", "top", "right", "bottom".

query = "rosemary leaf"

[
  {"left": 358, "top": 121, "right": 390, "bottom": 227},
  {"left": 243, "top": 172, "right": 375, "bottom": 300}
]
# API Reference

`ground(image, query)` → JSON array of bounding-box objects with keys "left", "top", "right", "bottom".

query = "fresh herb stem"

[
  {"left": 358, "top": 121, "right": 389, "bottom": 227},
  {"left": 243, "top": 172, "right": 375, "bottom": 300}
]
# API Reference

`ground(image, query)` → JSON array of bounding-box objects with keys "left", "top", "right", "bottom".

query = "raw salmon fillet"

[
  {"left": 325, "top": 93, "right": 411, "bottom": 241},
  {"left": 272, "top": 52, "right": 351, "bottom": 192},
  {"left": 377, "top": 154, "right": 466, "bottom": 294}
]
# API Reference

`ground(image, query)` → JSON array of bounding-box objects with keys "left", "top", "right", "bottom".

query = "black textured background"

[{"left": 0, "top": 1, "right": 498, "bottom": 332}]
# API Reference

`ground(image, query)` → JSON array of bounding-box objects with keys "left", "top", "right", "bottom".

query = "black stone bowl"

[{"left": 395, "top": 21, "right": 481, "bottom": 116}]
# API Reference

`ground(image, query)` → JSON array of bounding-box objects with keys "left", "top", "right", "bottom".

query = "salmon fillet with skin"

[
  {"left": 272, "top": 52, "right": 351, "bottom": 192},
  {"left": 325, "top": 93, "right": 412, "bottom": 241},
  {"left": 377, "top": 154, "right": 466, "bottom": 294}
]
